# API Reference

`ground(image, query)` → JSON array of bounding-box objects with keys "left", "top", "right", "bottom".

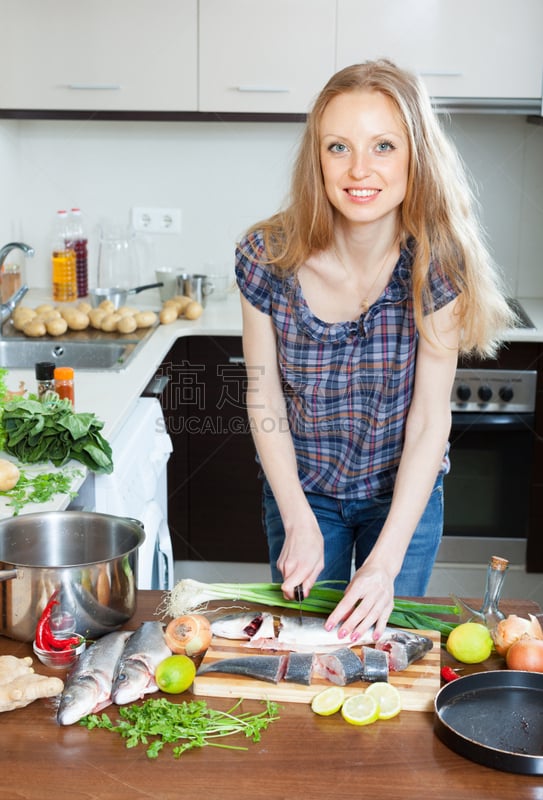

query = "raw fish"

[
  {"left": 210, "top": 612, "right": 275, "bottom": 640},
  {"left": 375, "top": 630, "right": 433, "bottom": 671},
  {"left": 197, "top": 654, "right": 288, "bottom": 683},
  {"left": 57, "top": 631, "right": 132, "bottom": 726},
  {"left": 313, "top": 648, "right": 365, "bottom": 686},
  {"left": 361, "top": 646, "right": 389, "bottom": 682},
  {"left": 111, "top": 621, "right": 172, "bottom": 705},
  {"left": 284, "top": 652, "right": 315, "bottom": 685}
]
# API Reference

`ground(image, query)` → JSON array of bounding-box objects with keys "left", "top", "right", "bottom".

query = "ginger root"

[{"left": 0, "top": 655, "right": 64, "bottom": 712}]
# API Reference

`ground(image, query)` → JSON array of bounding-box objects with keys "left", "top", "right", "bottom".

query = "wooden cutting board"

[{"left": 192, "top": 628, "right": 441, "bottom": 711}]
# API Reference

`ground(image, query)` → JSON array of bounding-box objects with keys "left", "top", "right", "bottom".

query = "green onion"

[{"left": 164, "top": 579, "right": 460, "bottom": 634}]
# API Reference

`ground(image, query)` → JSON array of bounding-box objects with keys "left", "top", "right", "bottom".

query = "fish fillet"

[{"left": 197, "top": 654, "right": 288, "bottom": 683}]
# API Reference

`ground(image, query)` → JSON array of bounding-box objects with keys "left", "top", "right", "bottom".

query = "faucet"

[{"left": 0, "top": 241, "right": 34, "bottom": 326}]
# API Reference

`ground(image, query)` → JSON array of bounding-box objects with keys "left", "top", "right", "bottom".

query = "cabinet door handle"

[
  {"left": 235, "top": 85, "right": 290, "bottom": 93},
  {"left": 228, "top": 356, "right": 246, "bottom": 365},
  {"left": 67, "top": 83, "right": 122, "bottom": 91}
]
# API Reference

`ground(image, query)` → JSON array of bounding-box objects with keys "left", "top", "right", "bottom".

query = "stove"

[{"left": 451, "top": 368, "right": 537, "bottom": 414}]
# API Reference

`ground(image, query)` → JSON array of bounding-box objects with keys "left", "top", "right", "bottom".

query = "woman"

[{"left": 235, "top": 60, "right": 513, "bottom": 641}]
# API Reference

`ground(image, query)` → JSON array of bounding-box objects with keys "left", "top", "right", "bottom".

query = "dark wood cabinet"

[{"left": 157, "top": 335, "right": 268, "bottom": 564}]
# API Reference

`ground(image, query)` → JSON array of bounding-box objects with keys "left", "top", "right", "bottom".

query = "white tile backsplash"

[{"left": 0, "top": 114, "right": 542, "bottom": 295}]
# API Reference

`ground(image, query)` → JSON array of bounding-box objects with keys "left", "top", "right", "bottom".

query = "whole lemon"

[
  {"left": 155, "top": 654, "right": 196, "bottom": 694},
  {"left": 446, "top": 622, "right": 493, "bottom": 664}
]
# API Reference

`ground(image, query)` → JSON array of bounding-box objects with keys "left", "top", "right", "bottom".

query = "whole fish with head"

[
  {"left": 111, "top": 621, "right": 172, "bottom": 705},
  {"left": 210, "top": 611, "right": 275, "bottom": 640},
  {"left": 57, "top": 630, "right": 132, "bottom": 726}
]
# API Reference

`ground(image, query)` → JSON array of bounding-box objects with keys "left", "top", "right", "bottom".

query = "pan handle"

[
  {"left": 128, "top": 282, "right": 163, "bottom": 295},
  {"left": 0, "top": 569, "right": 18, "bottom": 582}
]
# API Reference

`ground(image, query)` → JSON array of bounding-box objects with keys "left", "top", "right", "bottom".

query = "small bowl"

[{"left": 33, "top": 634, "right": 86, "bottom": 669}]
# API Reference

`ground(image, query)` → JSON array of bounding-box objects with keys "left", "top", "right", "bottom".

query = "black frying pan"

[{"left": 435, "top": 670, "right": 543, "bottom": 774}]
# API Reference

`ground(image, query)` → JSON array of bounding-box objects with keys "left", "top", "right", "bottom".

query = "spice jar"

[
  {"left": 35, "top": 362, "right": 56, "bottom": 400},
  {"left": 54, "top": 367, "right": 75, "bottom": 407}
]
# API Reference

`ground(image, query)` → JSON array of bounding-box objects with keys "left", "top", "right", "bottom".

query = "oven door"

[{"left": 439, "top": 411, "right": 535, "bottom": 564}]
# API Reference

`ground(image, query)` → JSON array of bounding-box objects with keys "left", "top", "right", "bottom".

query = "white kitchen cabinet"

[
  {"left": 337, "top": 0, "right": 543, "bottom": 102},
  {"left": 198, "top": 0, "right": 336, "bottom": 113},
  {"left": 0, "top": 0, "right": 197, "bottom": 111}
]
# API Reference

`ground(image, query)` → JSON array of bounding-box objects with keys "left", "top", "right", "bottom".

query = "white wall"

[{"left": 1, "top": 114, "right": 542, "bottom": 295}]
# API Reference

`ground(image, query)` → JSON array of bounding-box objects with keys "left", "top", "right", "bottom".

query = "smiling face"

[{"left": 319, "top": 90, "right": 409, "bottom": 231}]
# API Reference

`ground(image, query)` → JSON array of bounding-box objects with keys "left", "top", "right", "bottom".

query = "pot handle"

[{"left": 0, "top": 568, "right": 18, "bottom": 582}]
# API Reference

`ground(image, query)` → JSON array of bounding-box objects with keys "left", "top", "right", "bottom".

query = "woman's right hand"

[{"left": 277, "top": 513, "right": 324, "bottom": 600}]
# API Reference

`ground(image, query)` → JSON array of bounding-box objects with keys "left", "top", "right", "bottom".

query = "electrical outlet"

[{"left": 131, "top": 207, "right": 182, "bottom": 235}]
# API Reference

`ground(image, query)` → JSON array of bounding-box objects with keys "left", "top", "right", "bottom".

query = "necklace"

[{"left": 335, "top": 237, "right": 399, "bottom": 314}]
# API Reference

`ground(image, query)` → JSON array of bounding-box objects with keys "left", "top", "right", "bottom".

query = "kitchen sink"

[{"left": 0, "top": 338, "right": 143, "bottom": 371}]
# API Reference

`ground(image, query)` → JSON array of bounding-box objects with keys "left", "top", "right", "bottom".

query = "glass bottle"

[
  {"left": 35, "top": 361, "right": 56, "bottom": 400},
  {"left": 52, "top": 210, "right": 77, "bottom": 302},
  {"left": 455, "top": 555, "right": 509, "bottom": 631},
  {"left": 68, "top": 208, "right": 89, "bottom": 298},
  {"left": 54, "top": 366, "right": 75, "bottom": 407}
]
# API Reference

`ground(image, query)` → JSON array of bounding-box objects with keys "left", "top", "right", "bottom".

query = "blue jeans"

[{"left": 262, "top": 475, "right": 444, "bottom": 596}]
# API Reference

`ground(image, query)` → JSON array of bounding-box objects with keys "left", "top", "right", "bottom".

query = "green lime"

[
  {"left": 446, "top": 622, "right": 493, "bottom": 664},
  {"left": 155, "top": 654, "right": 196, "bottom": 694}
]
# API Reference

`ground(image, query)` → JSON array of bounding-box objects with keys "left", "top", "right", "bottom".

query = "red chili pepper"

[
  {"left": 441, "top": 666, "right": 460, "bottom": 683},
  {"left": 35, "top": 590, "right": 81, "bottom": 652}
]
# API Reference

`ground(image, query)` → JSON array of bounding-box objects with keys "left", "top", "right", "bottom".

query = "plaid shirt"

[{"left": 235, "top": 231, "right": 458, "bottom": 499}]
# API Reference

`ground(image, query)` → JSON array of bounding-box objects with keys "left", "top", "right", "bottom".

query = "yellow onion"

[
  {"left": 164, "top": 614, "right": 212, "bottom": 657},
  {"left": 506, "top": 637, "right": 543, "bottom": 672},
  {"left": 493, "top": 614, "right": 543, "bottom": 657}
]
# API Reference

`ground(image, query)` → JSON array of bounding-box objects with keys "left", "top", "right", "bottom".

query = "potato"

[
  {"left": 12, "top": 308, "right": 36, "bottom": 330},
  {"left": 46, "top": 317, "right": 68, "bottom": 336},
  {"left": 170, "top": 295, "right": 193, "bottom": 314},
  {"left": 134, "top": 311, "right": 157, "bottom": 328},
  {"left": 98, "top": 299, "right": 116, "bottom": 313},
  {"left": 23, "top": 318, "right": 47, "bottom": 337},
  {"left": 159, "top": 305, "right": 179, "bottom": 325},
  {"left": 116, "top": 315, "right": 137, "bottom": 334},
  {"left": 62, "top": 309, "right": 89, "bottom": 330},
  {"left": 0, "top": 459, "right": 20, "bottom": 491},
  {"left": 77, "top": 301, "right": 92, "bottom": 315},
  {"left": 88, "top": 308, "right": 107, "bottom": 329},
  {"left": 183, "top": 300, "right": 204, "bottom": 320},
  {"left": 100, "top": 312, "right": 122, "bottom": 332},
  {"left": 117, "top": 305, "right": 138, "bottom": 317},
  {"left": 34, "top": 304, "right": 55, "bottom": 315},
  {"left": 41, "top": 309, "right": 62, "bottom": 321}
]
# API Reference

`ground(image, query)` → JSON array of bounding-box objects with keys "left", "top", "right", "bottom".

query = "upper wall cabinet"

[
  {"left": 198, "top": 0, "right": 336, "bottom": 114},
  {"left": 0, "top": 0, "right": 198, "bottom": 111},
  {"left": 337, "top": 0, "right": 543, "bottom": 105}
]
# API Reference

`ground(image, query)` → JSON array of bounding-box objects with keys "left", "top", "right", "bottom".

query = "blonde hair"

[{"left": 245, "top": 60, "right": 514, "bottom": 357}]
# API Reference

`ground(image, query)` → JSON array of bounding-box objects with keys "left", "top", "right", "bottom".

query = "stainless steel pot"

[
  {"left": 89, "top": 282, "right": 163, "bottom": 309},
  {"left": 0, "top": 511, "right": 145, "bottom": 642}
]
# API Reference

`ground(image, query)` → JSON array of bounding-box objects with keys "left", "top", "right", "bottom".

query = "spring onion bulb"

[{"left": 162, "top": 579, "right": 460, "bottom": 635}]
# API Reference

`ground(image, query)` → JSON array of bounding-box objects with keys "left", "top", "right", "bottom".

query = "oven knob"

[
  {"left": 499, "top": 385, "right": 514, "bottom": 403},
  {"left": 478, "top": 385, "right": 493, "bottom": 402},
  {"left": 456, "top": 384, "right": 471, "bottom": 402}
]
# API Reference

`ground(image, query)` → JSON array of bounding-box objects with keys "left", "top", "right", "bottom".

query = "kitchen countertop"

[
  {"left": 1, "top": 289, "right": 543, "bottom": 520},
  {"left": 0, "top": 592, "right": 541, "bottom": 800}
]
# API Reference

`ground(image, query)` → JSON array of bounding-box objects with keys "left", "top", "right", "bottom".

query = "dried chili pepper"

[{"left": 35, "top": 590, "right": 81, "bottom": 652}]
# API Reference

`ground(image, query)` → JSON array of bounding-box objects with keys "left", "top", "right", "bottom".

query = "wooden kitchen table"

[{"left": 1, "top": 592, "right": 542, "bottom": 800}]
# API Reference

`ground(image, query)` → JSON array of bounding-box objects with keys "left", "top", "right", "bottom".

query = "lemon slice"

[
  {"left": 311, "top": 686, "right": 345, "bottom": 716},
  {"left": 364, "top": 682, "right": 402, "bottom": 720},
  {"left": 340, "top": 693, "right": 379, "bottom": 726}
]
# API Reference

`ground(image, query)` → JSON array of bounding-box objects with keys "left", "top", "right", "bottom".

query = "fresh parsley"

[
  {"left": 0, "top": 468, "right": 82, "bottom": 515},
  {"left": 80, "top": 697, "right": 281, "bottom": 758}
]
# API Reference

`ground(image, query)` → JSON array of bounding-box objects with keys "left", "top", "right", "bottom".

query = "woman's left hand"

[{"left": 324, "top": 562, "right": 395, "bottom": 641}]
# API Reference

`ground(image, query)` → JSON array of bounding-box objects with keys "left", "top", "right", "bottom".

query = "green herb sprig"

[
  {"left": 0, "top": 468, "right": 82, "bottom": 515},
  {"left": 80, "top": 697, "right": 280, "bottom": 758}
]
